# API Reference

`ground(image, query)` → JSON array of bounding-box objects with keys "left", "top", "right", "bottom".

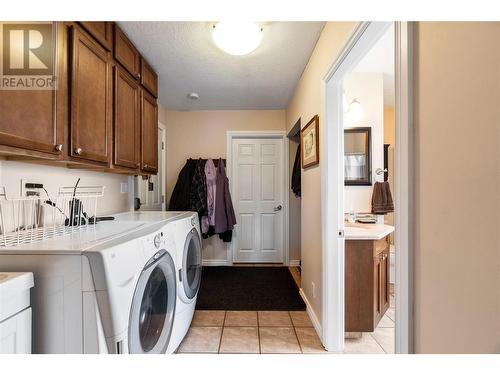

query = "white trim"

[
  {"left": 158, "top": 121, "right": 167, "bottom": 211},
  {"left": 394, "top": 22, "right": 414, "bottom": 354},
  {"left": 299, "top": 288, "right": 322, "bottom": 339},
  {"left": 321, "top": 22, "right": 413, "bottom": 353},
  {"left": 202, "top": 259, "right": 230, "bottom": 267},
  {"left": 289, "top": 259, "right": 300, "bottom": 267},
  {"left": 226, "top": 131, "right": 290, "bottom": 265}
]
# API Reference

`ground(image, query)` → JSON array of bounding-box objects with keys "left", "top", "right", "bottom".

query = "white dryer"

[
  {"left": 0, "top": 214, "right": 184, "bottom": 354},
  {"left": 167, "top": 212, "right": 202, "bottom": 352}
]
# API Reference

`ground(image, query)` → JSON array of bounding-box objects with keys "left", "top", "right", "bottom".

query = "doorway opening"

[{"left": 321, "top": 22, "right": 413, "bottom": 353}]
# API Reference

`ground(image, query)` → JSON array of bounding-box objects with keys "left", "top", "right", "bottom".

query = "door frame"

[
  {"left": 158, "top": 121, "right": 167, "bottom": 210},
  {"left": 226, "top": 131, "right": 290, "bottom": 266},
  {"left": 321, "top": 22, "right": 414, "bottom": 353}
]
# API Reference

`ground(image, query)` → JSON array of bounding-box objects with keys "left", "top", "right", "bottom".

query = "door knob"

[
  {"left": 274, "top": 205, "right": 282, "bottom": 212},
  {"left": 74, "top": 147, "right": 82, "bottom": 155}
]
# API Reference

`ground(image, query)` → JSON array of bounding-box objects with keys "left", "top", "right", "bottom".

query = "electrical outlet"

[
  {"left": 311, "top": 282, "right": 316, "bottom": 299},
  {"left": 120, "top": 182, "right": 129, "bottom": 194},
  {"left": 21, "top": 179, "right": 44, "bottom": 197}
]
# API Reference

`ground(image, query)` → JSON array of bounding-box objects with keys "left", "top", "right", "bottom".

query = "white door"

[
  {"left": 135, "top": 127, "right": 164, "bottom": 211},
  {"left": 232, "top": 137, "right": 284, "bottom": 263}
]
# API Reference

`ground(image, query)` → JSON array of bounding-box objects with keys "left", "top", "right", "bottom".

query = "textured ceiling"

[{"left": 118, "top": 22, "right": 325, "bottom": 110}]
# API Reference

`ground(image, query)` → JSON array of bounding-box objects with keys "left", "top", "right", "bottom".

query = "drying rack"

[{"left": 0, "top": 185, "right": 105, "bottom": 247}]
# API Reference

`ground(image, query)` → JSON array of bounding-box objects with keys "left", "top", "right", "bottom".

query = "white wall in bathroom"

[
  {"left": 343, "top": 72, "right": 384, "bottom": 213},
  {"left": 0, "top": 160, "right": 131, "bottom": 217}
]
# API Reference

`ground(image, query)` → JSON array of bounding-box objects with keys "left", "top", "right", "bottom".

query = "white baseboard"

[
  {"left": 289, "top": 259, "right": 300, "bottom": 267},
  {"left": 202, "top": 259, "right": 229, "bottom": 266},
  {"left": 299, "top": 288, "right": 322, "bottom": 341}
]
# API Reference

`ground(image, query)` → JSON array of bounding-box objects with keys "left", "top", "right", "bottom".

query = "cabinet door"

[
  {"left": 114, "top": 66, "right": 140, "bottom": 169},
  {"left": 114, "top": 26, "right": 140, "bottom": 79},
  {"left": 380, "top": 250, "right": 390, "bottom": 313},
  {"left": 140, "top": 89, "right": 158, "bottom": 174},
  {"left": 70, "top": 25, "right": 112, "bottom": 164},
  {"left": 373, "top": 254, "right": 382, "bottom": 323},
  {"left": 140, "top": 57, "right": 158, "bottom": 97},
  {"left": 79, "top": 22, "right": 113, "bottom": 51},
  {"left": 0, "top": 22, "right": 65, "bottom": 157}
]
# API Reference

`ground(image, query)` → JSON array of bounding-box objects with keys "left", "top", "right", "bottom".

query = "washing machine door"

[
  {"left": 181, "top": 228, "right": 202, "bottom": 300},
  {"left": 128, "top": 250, "right": 176, "bottom": 354}
]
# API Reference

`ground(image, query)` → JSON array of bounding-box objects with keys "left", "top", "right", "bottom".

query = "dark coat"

[
  {"left": 291, "top": 145, "right": 301, "bottom": 197},
  {"left": 214, "top": 158, "right": 237, "bottom": 235},
  {"left": 169, "top": 159, "right": 196, "bottom": 210}
]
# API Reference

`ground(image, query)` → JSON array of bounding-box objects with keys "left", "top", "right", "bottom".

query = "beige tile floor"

[{"left": 177, "top": 295, "right": 395, "bottom": 354}]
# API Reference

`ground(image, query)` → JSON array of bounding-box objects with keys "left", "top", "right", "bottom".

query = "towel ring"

[{"left": 375, "top": 168, "right": 388, "bottom": 175}]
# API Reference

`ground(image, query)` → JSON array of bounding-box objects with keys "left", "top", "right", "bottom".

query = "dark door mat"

[{"left": 196, "top": 266, "right": 306, "bottom": 311}]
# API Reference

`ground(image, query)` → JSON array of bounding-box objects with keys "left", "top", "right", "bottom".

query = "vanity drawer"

[{"left": 373, "top": 238, "right": 389, "bottom": 256}]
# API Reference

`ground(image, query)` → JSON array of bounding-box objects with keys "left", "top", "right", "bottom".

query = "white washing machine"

[
  {"left": 167, "top": 212, "right": 202, "bottom": 352},
  {"left": 0, "top": 213, "right": 184, "bottom": 354},
  {"left": 0, "top": 272, "right": 34, "bottom": 353},
  {"left": 114, "top": 211, "right": 202, "bottom": 353}
]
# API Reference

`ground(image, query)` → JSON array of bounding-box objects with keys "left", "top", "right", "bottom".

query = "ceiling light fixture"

[
  {"left": 212, "top": 22, "right": 263, "bottom": 56},
  {"left": 187, "top": 92, "right": 199, "bottom": 100}
]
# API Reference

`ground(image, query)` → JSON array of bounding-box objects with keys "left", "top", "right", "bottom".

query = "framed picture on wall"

[{"left": 301, "top": 115, "right": 319, "bottom": 168}]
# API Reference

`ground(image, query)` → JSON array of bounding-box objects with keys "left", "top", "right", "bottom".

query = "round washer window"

[
  {"left": 129, "top": 250, "right": 176, "bottom": 354},
  {"left": 139, "top": 266, "right": 168, "bottom": 351},
  {"left": 182, "top": 229, "right": 202, "bottom": 300}
]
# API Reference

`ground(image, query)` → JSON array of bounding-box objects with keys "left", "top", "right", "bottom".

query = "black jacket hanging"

[
  {"left": 169, "top": 159, "right": 196, "bottom": 210},
  {"left": 291, "top": 146, "right": 301, "bottom": 197}
]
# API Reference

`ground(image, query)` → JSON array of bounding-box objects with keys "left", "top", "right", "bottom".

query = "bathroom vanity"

[{"left": 344, "top": 223, "right": 394, "bottom": 332}]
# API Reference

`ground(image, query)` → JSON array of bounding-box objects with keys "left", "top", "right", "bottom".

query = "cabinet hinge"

[
  {"left": 161, "top": 141, "right": 164, "bottom": 150},
  {"left": 161, "top": 195, "right": 165, "bottom": 204}
]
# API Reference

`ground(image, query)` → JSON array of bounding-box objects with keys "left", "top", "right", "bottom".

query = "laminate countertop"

[{"left": 344, "top": 222, "right": 395, "bottom": 240}]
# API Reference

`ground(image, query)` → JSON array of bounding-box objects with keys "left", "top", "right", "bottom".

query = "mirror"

[{"left": 344, "top": 127, "right": 371, "bottom": 186}]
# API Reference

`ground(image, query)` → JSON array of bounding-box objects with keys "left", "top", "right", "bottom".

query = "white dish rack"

[{"left": 0, "top": 186, "right": 105, "bottom": 247}]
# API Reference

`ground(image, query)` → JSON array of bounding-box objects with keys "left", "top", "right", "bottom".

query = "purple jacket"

[{"left": 214, "top": 159, "right": 237, "bottom": 233}]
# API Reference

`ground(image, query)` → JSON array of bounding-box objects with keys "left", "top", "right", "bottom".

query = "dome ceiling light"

[{"left": 212, "top": 22, "right": 263, "bottom": 56}]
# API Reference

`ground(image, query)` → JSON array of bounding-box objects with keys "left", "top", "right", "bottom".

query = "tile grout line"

[
  {"left": 257, "top": 311, "right": 262, "bottom": 354},
  {"left": 289, "top": 311, "right": 304, "bottom": 354},
  {"left": 369, "top": 332, "right": 388, "bottom": 354},
  {"left": 217, "top": 311, "right": 227, "bottom": 354}
]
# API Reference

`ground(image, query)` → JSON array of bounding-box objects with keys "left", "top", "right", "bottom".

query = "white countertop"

[{"left": 344, "top": 223, "right": 395, "bottom": 240}]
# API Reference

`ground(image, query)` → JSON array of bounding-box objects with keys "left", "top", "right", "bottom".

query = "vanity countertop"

[{"left": 344, "top": 222, "right": 395, "bottom": 240}]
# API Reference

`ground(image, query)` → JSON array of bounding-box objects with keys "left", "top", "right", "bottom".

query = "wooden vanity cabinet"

[
  {"left": 69, "top": 24, "right": 112, "bottom": 165},
  {"left": 345, "top": 237, "right": 390, "bottom": 332},
  {"left": 0, "top": 22, "right": 67, "bottom": 159},
  {"left": 78, "top": 22, "right": 113, "bottom": 51}
]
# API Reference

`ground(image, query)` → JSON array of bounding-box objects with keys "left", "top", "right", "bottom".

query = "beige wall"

[
  {"left": 0, "top": 161, "right": 130, "bottom": 217},
  {"left": 413, "top": 22, "right": 500, "bottom": 353},
  {"left": 286, "top": 22, "right": 358, "bottom": 324},
  {"left": 161, "top": 108, "right": 287, "bottom": 262}
]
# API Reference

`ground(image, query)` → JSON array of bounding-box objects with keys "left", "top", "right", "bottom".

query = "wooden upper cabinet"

[
  {"left": 0, "top": 22, "right": 66, "bottom": 158},
  {"left": 114, "top": 65, "right": 140, "bottom": 170},
  {"left": 114, "top": 25, "right": 140, "bottom": 79},
  {"left": 141, "top": 89, "right": 158, "bottom": 174},
  {"left": 69, "top": 25, "right": 112, "bottom": 165},
  {"left": 140, "top": 57, "right": 158, "bottom": 97},
  {"left": 78, "top": 22, "right": 113, "bottom": 51}
]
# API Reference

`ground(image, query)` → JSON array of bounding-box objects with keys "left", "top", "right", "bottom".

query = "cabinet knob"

[
  {"left": 74, "top": 147, "right": 82, "bottom": 155},
  {"left": 144, "top": 163, "right": 148, "bottom": 168},
  {"left": 54, "top": 144, "right": 63, "bottom": 152},
  {"left": 137, "top": 73, "right": 141, "bottom": 80},
  {"left": 136, "top": 162, "right": 140, "bottom": 167}
]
